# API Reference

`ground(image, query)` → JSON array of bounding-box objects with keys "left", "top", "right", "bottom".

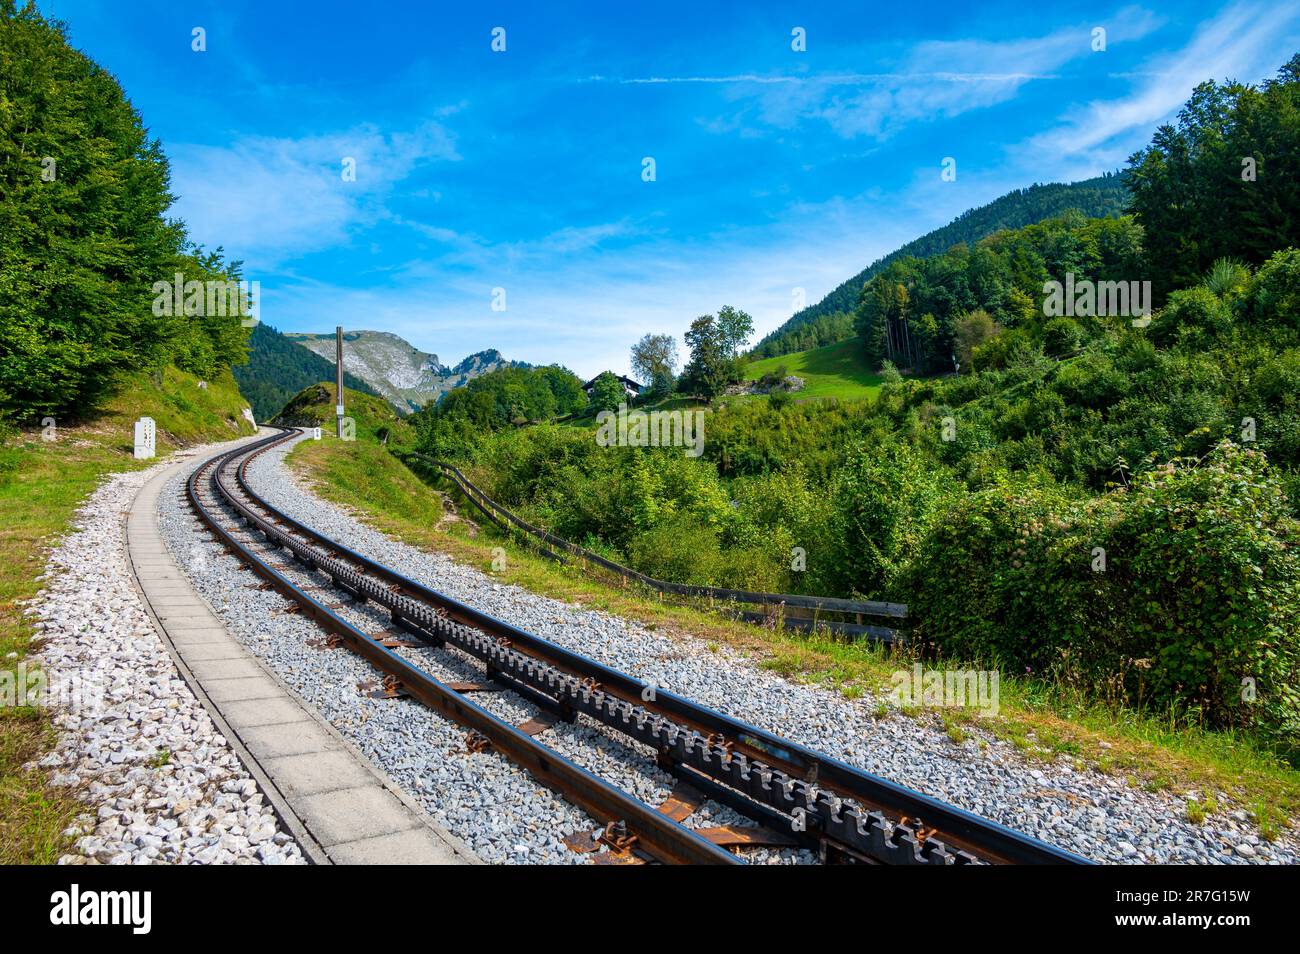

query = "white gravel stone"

[{"left": 29, "top": 448, "right": 305, "bottom": 865}]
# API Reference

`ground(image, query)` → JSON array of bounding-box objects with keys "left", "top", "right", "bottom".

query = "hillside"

[
  {"left": 286, "top": 330, "right": 529, "bottom": 413},
  {"left": 743, "top": 337, "right": 883, "bottom": 401},
  {"left": 235, "top": 323, "right": 381, "bottom": 422},
  {"left": 272, "top": 381, "right": 414, "bottom": 448},
  {"left": 752, "top": 174, "right": 1128, "bottom": 359}
]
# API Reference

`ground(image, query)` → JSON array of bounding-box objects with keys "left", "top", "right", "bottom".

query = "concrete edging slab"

[{"left": 125, "top": 428, "right": 479, "bottom": 866}]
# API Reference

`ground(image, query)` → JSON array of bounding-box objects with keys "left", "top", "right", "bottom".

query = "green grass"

[
  {"left": 288, "top": 434, "right": 442, "bottom": 543},
  {"left": 744, "top": 336, "right": 883, "bottom": 401},
  {"left": 0, "top": 365, "right": 255, "bottom": 863}
]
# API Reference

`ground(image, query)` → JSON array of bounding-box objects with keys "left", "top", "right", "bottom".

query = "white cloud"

[
  {"left": 1025, "top": 0, "right": 1300, "bottom": 167},
  {"left": 168, "top": 122, "right": 458, "bottom": 265},
  {"left": 677, "top": 7, "right": 1163, "bottom": 140}
]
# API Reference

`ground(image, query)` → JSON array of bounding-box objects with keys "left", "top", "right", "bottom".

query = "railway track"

[{"left": 186, "top": 427, "right": 1090, "bottom": 866}]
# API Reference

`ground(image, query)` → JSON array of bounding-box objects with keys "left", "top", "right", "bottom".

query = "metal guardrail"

[{"left": 405, "top": 453, "right": 907, "bottom": 641}]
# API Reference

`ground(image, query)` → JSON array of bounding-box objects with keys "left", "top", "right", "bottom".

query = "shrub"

[
  {"left": 626, "top": 514, "right": 723, "bottom": 584},
  {"left": 907, "top": 443, "right": 1300, "bottom": 742},
  {"left": 1097, "top": 442, "right": 1300, "bottom": 738},
  {"left": 1151, "top": 286, "right": 1233, "bottom": 349},
  {"left": 954, "top": 309, "right": 998, "bottom": 372},
  {"left": 831, "top": 440, "right": 955, "bottom": 597},
  {"left": 1247, "top": 247, "right": 1300, "bottom": 334}
]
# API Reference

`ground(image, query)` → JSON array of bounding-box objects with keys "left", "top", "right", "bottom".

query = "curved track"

[{"left": 186, "top": 427, "right": 1090, "bottom": 866}]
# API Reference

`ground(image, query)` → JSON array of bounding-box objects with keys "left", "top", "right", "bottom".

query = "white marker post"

[
  {"left": 133, "top": 417, "right": 156, "bottom": 459},
  {"left": 335, "top": 325, "right": 345, "bottom": 439}
]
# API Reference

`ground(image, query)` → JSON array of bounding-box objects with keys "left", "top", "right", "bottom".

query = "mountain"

[
  {"left": 285, "top": 330, "right": 528, "bottom": 414},
  {"left": 233, "top": 323, "right": 381, "bottom": 422},
  {"left": 751, "top": 173, "right": 1129, "bottom": 359}
]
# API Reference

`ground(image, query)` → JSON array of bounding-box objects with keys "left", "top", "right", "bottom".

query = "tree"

[
  {"left": 1125, "top": 55, "right": 1300, "bottom": 299},
  {"left": 716, "top": 305, "right": 755, "bottom": 357},
  {"left": 630, "top": 333, "right": 678, "bottom": 396},
  {"left": 678, "top": 306, "right": 753, "bottom": 402},
  {"left": 0, "top": 2, "right": 249, "bottom": 420},
  {"left": 680, "top": 315, "right": 729, "bottom": 402},
  {"left": 953, "top": 310, "right": 998, "bottom": 371},
  {"left": 588, "top": 371, "right": 625, "bottom": 414}
]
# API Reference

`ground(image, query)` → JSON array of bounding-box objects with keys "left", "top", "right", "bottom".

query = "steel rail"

[
  {"left": 188, "top": 431, "right": 738, "bottom": 866},
  {"left": 224, "top": 428, "right": 1091, "bottom": 866}
]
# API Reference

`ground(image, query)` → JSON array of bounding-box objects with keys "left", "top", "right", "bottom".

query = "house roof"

[{"left": 582, "top": 372, "right": 643, "bottom": 391}]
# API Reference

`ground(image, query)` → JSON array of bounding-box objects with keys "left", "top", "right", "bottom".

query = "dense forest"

[
  {"left": 751, "top": 174, "right": 1129, "bottom": 359},
  {"left": 0, "top": 2, "right": 250, "bottom": 423},
  {"left": 417, "top": 58, "right": 1300, "bottom": 751},
  {"left": 412, "top": 364, "right": 589, "bottom": 458},
  {"left": 235, "top": 323, "right": 379, "bottom": 422},
  {"left": 854, "top": 211, "right": 1144, "bottom": 375}
]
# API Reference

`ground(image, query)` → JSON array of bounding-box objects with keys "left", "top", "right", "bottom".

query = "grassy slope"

[
  {"left": 744, "top": 337, "right": 883, "bottom": 401},
  {"left": 284, "top": 414, "right": 1299, "bottom": 835},
  {"left": 0, "top": 366, "right": 255, "bottom": 863},
  {"left": 280, "top": 381, "right": 442, "bottom": 542},
  {"left": 272, "top": 381, "right": 412, "bottom": 446}
]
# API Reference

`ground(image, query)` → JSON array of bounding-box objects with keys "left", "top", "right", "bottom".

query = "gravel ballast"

[
  {"left": 164, "top": 433, "right": 1296, "bottom": 865},
  {"left": 29, "top": 451, "right": 305, "bottom": 865}
]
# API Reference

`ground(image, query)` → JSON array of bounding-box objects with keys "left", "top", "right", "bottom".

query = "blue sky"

[{"left": 38, "top": 0, "right": 1300, "bottom": 378}]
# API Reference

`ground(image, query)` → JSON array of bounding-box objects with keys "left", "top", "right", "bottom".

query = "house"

[{"left": 582, "top": 373, "right": 643, "bottom": 399}]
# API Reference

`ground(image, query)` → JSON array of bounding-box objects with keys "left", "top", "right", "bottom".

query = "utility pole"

[{"left": 335, "top": 326, "right": 345, "bottom": 438}]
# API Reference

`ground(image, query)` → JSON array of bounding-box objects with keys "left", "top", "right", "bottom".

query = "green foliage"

[
  {"left": 1246, "top": 247, "right": 1300, "bottom": 334},
  {"left": 829, "top": 440, "right": 956, "bottom": 597},
  {"left": 588, "top": 371, "right": 625, "bottom": 414},
  {"left": 905, "top": 444, "right": 1300, "bottom": 741},
  {"left": 679, "top": 306, "right": 753, "bottom": 401},
  {"left": 955, "top": 310, "right": 999, "bottom": 369},
  {"left": 1042, "top": 317, "right": 1084, "bottom": 357},
  {"left": 1127, "top": 56, "right": 1300, "bottom": 297},
  {"left": 411, "top": 364, "right": 587, "bottom": 457},
  {"left": 853, "top": 212, "right": 1145, "bottom": 375},
  {"left": 629, "top": 333, "right": 678, "bottom": 395},
  {"left": 0, "top": 4, "right": 248, "bottom": 420},
  {"left": 1150, "top": 285, "right": 1233, "bottom": 350}
]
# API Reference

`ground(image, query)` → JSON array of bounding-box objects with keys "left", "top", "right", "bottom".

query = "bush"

[
  {"left": 907, "top": 444, "right": 1300, "bottom": 742},
  {"left": 971, "top": 327, "right": 1033, "bottom": 371},
  {"left": 1246, "top": 247, "right": 1300, "bottom": 337},
  {"left": 831, "top": 440, "right": 955, "bottom": 597},
  {"left": 626, "top": 514, "right": 723, "bottom": 584},
  {"left": 954, "top": 309, "right": 998, "bottom": 372},
  {"left": 1151, "top": 286, "right": 1233, "bottom": 349},
  {"left": 1042, "top": 317, "right": 1084, "bottom": 356},
  {"left": 1098, "top": 443, "right": 1300, "bottom": 738}
]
